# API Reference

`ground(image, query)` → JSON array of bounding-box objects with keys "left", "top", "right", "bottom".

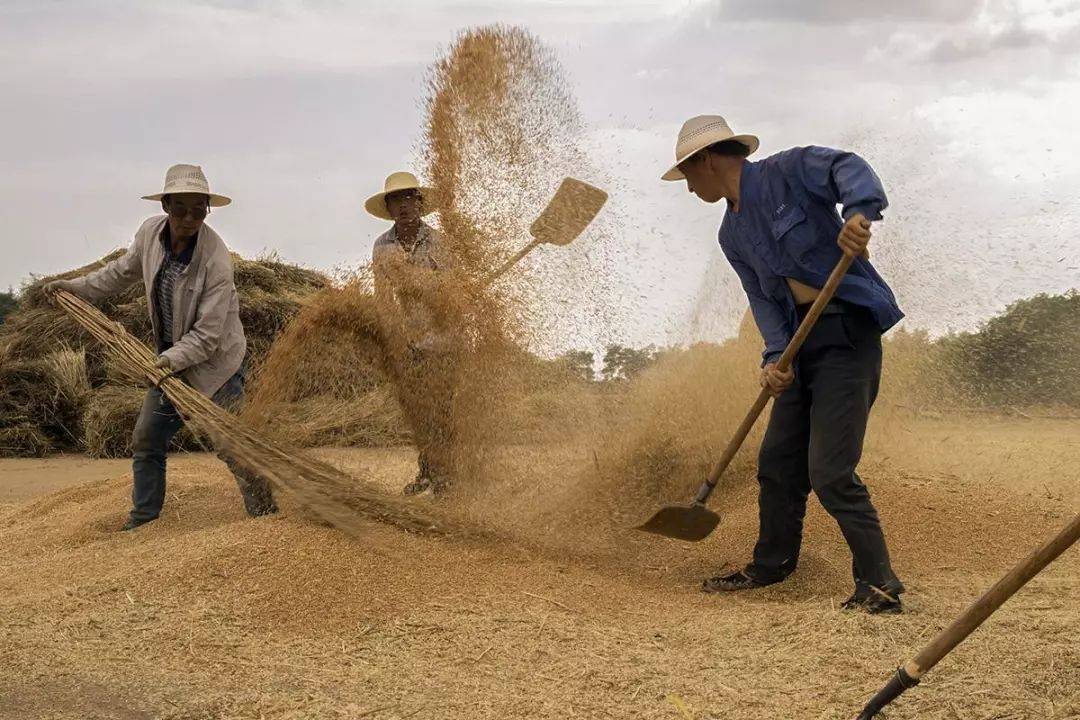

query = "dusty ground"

[{"left": 0, "top": 416, "right": 1077, "bottom": 720}]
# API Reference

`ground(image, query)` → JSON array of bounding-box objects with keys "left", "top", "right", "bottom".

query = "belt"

[{"left": 796, "top": 299, "right": 852, "bottom": 317}]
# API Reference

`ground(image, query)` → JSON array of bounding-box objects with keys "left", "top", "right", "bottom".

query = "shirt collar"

[
  {"left": 728, "top": 160, "right": 759, "bottom": 216},
  {"left": 389, "top": 221, "right": 432, "bottom": 248},
  {"left": 159, "top": 222, "right": 198, "bottom": 265}
]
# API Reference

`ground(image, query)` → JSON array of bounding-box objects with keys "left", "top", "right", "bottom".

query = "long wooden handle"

[
  {"left": 856, "top": 513, "right": 1080, "bottom": 719},
  {"left": 486, "top": 239, "right": 542, "bottom": 286},
  {"left": 693, "top": 252, "right": 857, "bottom": 504},
  {"left": 913, "top": 511, "right": 1080, "bottom": 673}
]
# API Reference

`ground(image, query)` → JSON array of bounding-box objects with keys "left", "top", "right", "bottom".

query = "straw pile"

[
  {"left": 243, "top": 274, "right": 406, "bottom": 448},
  {"left": 52, "top": 289, "right": 455, "bottom": 536},
  {"left": 0, "top": 349, "right": 90, "bottom": 456},
  {"left": 0, "top": 251, "right": 330, "bottom": 457}
]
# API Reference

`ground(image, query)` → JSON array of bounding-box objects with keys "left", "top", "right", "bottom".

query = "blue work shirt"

[{"left": 718, "top": 146, "right": 904, "bottom": 365}]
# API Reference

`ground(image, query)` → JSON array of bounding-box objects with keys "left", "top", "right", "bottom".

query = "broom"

[{"left": 52, "top": 289, "right": 453, "bottom": 537}]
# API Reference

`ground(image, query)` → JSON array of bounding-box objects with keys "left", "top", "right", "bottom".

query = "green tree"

[
  {"left": 939, "top": 290, "right": 1080, "bottom": 407},
  {"left": 0, "top": 289, "right": 17, "bottom": 325},
  {"left": 557, "top": 350, "right": 595, "bottom": 382},
  {"left": 602, "top": 344, "right": 659, "bottom": 381}
]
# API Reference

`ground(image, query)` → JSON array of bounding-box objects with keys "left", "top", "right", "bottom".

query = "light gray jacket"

[{"left": 67, "top": 215, "right": 246, "bottom": 396}]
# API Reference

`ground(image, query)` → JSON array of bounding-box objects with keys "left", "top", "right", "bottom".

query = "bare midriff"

[{"left": 786, "top": 277, "right": 821, "bottom": 304}]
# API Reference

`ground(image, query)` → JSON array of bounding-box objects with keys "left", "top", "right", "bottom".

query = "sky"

[{"left": 1, "top": 0, "right": 1078, "bottom": 353}]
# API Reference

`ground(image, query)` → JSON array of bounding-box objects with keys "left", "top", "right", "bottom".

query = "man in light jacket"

[{"left": 47, "top": 164, "right": 276, "bottom": 530}]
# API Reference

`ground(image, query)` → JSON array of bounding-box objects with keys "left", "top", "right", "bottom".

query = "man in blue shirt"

[{"left": 662, "top": 115, "right": 905, "bottom": 614}]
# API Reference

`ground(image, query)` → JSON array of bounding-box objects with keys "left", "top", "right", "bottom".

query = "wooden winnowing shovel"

[
  {"left": 486, "top": 177, "right": 608, "bottom": 284},
  {"left": 854, "top": 513, "right": 1080, "bottom": 719},
  {"left": 635, "top": 250, "right": 858, "bottom": 541}
]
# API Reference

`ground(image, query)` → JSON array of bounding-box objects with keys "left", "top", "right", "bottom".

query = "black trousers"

[{"left": 747, "top": 305, "right": 903, "bottom": 594}]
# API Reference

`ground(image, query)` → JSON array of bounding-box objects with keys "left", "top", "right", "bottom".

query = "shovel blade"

[
  {"left": 635, "top": 503, "right": 720, "bottom": 542},
  {"left": 529, "top": 177, "right": 608, "bottom": 247}
]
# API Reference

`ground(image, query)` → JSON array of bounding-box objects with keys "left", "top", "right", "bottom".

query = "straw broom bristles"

[{"left": 52, "top": 289, "right": 455, "bottom": 537}]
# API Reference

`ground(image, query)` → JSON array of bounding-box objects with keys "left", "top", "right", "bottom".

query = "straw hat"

[
  {"left": 660, "top": 115, "right": 760, "bottom": 181},
  {"left": 141, "top": 164, "right": 231, "bottom": 207},
  {"left": 364, "top": 171, "right": 435, "bottom": 221}
]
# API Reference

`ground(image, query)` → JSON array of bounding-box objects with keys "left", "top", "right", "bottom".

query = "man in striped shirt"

[{"left": 367, "top": 171, "right": 458, "bottom": 496}]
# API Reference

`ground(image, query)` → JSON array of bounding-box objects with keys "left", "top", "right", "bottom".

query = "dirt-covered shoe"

[
  {"left": 403, "top": 476, "right": 433, "bottom": 496},
  {"left": 121, "top": 516, "right": 156, "bottom": 532},
  {"left": 702, "top": 568, "right": 781, "bottom": 593},
  {"left": 429, "top": 475, "right": 453, "bottom": 497},
  {"left": 842, "top": 585, "right": 904, "bottom": 615}
]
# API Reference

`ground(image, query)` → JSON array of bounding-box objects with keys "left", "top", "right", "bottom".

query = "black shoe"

[
  {"left": 248, "top": 502, "right": 278, "bottom": 518},
  {"left": 403, "top": 476, "right": 433, "bottom": 496},
  {"left": 429, "top": 475, "right": 453, "bottom": 496},
  {"left": 121, "top": 516, "right": 156, "bottom": 532},
  {"left": 702, "top": 568, "right": 782, "bottom": 593},
  {"left": 243, "top": 491, "right": 279, "bottom": 517},
  {"left": 842, "top": 585, "right": 904, "bottom": 615}
]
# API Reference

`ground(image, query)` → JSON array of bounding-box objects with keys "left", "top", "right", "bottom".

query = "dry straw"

[{"left": 52, "top": 289, "right": 457, "bottom": 537}]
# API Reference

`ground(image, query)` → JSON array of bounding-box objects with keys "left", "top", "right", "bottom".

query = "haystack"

[
  {"left": 0, "top": 251, "right": 331, "bottom": 457},
  {"left": 242, "top": 281, "right": 404, "bottom": 448},
  {"left": 0, "top": 350, "right": 90, "bottom": 453},
  {"left": 0, "top": 424, "right": 55, "bottom": 457}
]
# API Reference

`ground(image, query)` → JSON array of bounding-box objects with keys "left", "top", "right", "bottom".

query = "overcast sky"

[{"left": 2, "top": 0, "right": 1078, "bottom": 353}]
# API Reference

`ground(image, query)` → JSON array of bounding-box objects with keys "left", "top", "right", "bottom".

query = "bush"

[{"left": 938, "top": 291, "right": 1080, "bottom": 407}]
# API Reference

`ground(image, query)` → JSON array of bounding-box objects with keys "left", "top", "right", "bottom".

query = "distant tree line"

[
  {"left": 550, "top": 344, "right": 663, "bottom": 383},
  {"left": 551, "top": 290, "right": 1079, "bottom": 407}
]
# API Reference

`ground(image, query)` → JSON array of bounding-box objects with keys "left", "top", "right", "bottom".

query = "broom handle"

[
  {"left": 856, "top": 512, "right": 1080, "bottom": 719},
  {"left": 692, "top": 251, "right": 856, "bottom": 505}
]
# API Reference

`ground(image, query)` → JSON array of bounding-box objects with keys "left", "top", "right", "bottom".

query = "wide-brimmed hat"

[
  {"left": 141, "top": 164, "right": 231, "bottom": 207},
  {"left": 660, "top": 115, "right": 760, "bottom": 181},
  {"left": 364, "top": 171, "right": 435, "bottom": 221}
]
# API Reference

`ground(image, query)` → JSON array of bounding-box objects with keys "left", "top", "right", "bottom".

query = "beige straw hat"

[
  {"left": 364, "top": 171, "right": 435, "bottom": 221},
  {"left": 141, "top": 164, "right": 231, "bottom": 207},
  {"left": 661, "top": 115, "right": 760, "bottom": 181}
]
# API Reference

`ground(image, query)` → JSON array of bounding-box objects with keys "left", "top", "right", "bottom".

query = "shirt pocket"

[{"left": 771, "top": 203, "right": 815, "bottom": 264}]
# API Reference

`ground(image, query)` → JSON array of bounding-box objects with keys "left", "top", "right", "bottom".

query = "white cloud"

[{"left": 2, "top": 0, "right": 1079, "bottom": 348}]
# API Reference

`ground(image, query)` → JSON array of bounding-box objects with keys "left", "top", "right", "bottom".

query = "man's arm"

[
  {"left": 721, "top": 244, "right": 790, "bottom": 367},
  {"left": 160, "top": 260, "right": 234, "bottom": 372},
  {"left": 50, "top": 238, "right": 143, "bottom": 302},
  {"left": 777, "top": 146, "right": 889, "bottom": 222}
]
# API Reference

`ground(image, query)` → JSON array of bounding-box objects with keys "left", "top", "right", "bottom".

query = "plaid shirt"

[{"left": 153, "top": 226, "right": 196, "bottom": 350}]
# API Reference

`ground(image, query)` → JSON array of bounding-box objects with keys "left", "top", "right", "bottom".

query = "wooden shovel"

[
  {"left": 855, "top": 512, "right": 1080, "bottom": 719},
  {"left": 635, "top": 250, "right": 858, "bottom": 541},
  {"left": 486, "top": 177, "right": 608, "bottom": 284}
]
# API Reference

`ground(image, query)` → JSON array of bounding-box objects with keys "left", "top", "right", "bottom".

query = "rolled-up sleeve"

[
  {"left": 777, "top": 146, "right": 889, "bottom": 222},
  {"left": 720, "top": 243, "right": 790, "bottom": 366}
]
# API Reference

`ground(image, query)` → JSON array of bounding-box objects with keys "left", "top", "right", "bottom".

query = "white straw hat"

[
  {"left": 364, "top": 171, "right": 436, "bottom": 221},
  {"left": 660, "top": 115, "right": 759, "bottom": 181},
  {"left": 141, "top": 164, "right": 231, "bottom": 207}
]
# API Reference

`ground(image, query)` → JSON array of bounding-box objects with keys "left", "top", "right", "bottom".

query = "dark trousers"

[
  {"left": 748, "top": 306, "right": 903, "bottom": 594},
  {"left": 130, "top": 369, "right": 276, "bottom": 522},
  {"left": 396, "top": 344, "right": 458, "bottom": 481}
]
